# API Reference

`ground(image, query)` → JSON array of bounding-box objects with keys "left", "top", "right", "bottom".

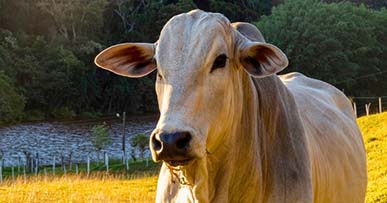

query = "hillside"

[
  {"left": 0, "top": 113, "right": 386, "bottom": 202},
  {"left": 358, "top": 112, "right": 387, "bottom": 203}
]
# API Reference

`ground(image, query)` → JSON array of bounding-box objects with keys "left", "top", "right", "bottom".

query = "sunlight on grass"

[
  {"left": 358, "top": 112, "right": 387, "bottom": 203},
  {"left": 0, "top": 173, "right": 158, "bottom": 203},
  {"left": 0, "top": 113, "right": 386, "bottom": 203}
]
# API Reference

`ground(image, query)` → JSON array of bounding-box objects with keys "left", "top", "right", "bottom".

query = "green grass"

[
  {"left": 0, "top": 113, "right": 386, "bottom": 202},
  {"left": 0, "top": 159, "right": 160, "bottom": 177}
]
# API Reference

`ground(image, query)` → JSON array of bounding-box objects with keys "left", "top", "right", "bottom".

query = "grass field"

[
  {"left": 0, "top": 113, "right": 386, "bottom": 203},
  {"left": 358, "top": 112, "right": 387, "bottom": 203},
  {"left": 0, "top": 174, "right": 157, "bottom": 203}
]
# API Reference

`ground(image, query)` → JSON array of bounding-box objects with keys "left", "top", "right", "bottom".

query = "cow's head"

[{"left": 95, "top": 10, "right": 288, "bottom": 167}]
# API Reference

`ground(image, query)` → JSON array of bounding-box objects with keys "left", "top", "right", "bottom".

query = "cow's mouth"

[{"left": 165, "top": 158, "right": 193, "bottom": 167}]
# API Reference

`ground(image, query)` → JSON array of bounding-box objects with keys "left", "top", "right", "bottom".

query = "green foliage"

[
  {"left": 79, "top": 111, "right": 103, "bottom": 119},
  {"left": 0, "top": 71, "right": 25, "bottom": 124},
  {"left": 324, "top": 0, "right": 387, "bottom": 10},
  {"left": 23, "top": 109, "right": 46, "bottom": 121},
  {"left": 0, "top": 0, "right": 272, "bottom": 121},
  {"left": 2, "top": 0, "right": 385, "bottom": 122},
  {"left": 209, "top": 0, "right": 268, "bottom": 21},
  {"left": 90, "top": 123, "right": 112, "bottom": 152},
  {"left": 130, "top": 133, "right": 149, "bottom": 159},
  {"left": 36, "top": 0, "right": 108, "bottom": 41},
  {"left": 256, "top": 0, "right": 387, "bottom": 96},
  {"left": 17, "top": 37, "right": 85, "bottom": 112},
  {"left": 51, "top": 107, "right": 76, "bottom": 119}
]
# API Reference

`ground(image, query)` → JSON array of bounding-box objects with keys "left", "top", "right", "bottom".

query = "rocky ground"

[{"left": 0, "top": 116, "right": 157, "bottom": 167}]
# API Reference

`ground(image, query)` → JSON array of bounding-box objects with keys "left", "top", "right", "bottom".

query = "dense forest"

[{"left": 0, "top": 0, "right": 386, "bottom": 124}]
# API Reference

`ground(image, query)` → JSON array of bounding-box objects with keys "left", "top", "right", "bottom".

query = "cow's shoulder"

[{"left": 280, "top": 72, "right": 353, "bottom": 116}]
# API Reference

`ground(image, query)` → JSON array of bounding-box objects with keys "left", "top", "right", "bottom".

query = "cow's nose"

[{"left": 151, "top": 131, "right": 192, "bottom": 161}]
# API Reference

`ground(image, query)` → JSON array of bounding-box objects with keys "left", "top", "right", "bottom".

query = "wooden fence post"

[
  {"left": 105, "top": 153, "right": 109, "bottom": 172},
  {"left": 35, "top": 153, "right": 39, "bottom": 175},
  {"left": 23, "top": 165, "right": 26, "bottom": 181},
  {"left": 30, "top": 156, "right": 34, "bottom": 173},
  {"left": 69, "top": 153, "right": 72, "bottom": 171},
  {"left": 12, "top": 167, "right": 14, "bottom": 181},
  {"left": 103, "top": 151, "right": 106, "bottom": 165},
  {"left": 44, "top": 168, "right": 47, "bottom": 182},
  {"left": 379, "top": 97, "right": 382, "bottom": 113},
  {"left": 87, "top": 155, "right": 90, "bottom": 176},
  {"left": 122, "top": 151, "right": 125, "bottom": 164},
  {"left": 0, "top": 162, "right": 2, "bottom": 184},
  {"left": 365, "top": 103, "right": 371, "bottom": 116},
  {"left": 17, "top": 156, "right": 20, "bottom": 174},
  {"left": 34, "top": 160, "right": 38, "bottom": 175},
  {"left": 53, "top": 155, "right": 56, "bottom": 175}
]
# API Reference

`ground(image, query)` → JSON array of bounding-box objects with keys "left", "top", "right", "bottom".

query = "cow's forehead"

[{"left": 155, "top": 10, "right": 232, "bottom": 74}]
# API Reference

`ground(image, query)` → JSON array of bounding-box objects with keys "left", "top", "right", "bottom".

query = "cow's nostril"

[
  {"left": 176, "top": 132, "right": 191, "bottom": 149},
  {"left": 152, "top": 136, "right": 162, "bottom": 151}
]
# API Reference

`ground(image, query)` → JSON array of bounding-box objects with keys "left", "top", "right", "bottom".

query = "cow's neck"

[{"left": 172, "top": 74, "right": 309, "bottom": 202}]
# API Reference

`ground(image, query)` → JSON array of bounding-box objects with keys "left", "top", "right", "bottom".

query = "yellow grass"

[
  {"left": 0, "top": 174, "right": 158, "bottom": 203},
  {"left": 358, "top": 112, "right": 387, "bottom": 203},
  {"left": 0, "top": 113, "right": 386, "bottom": 203}
]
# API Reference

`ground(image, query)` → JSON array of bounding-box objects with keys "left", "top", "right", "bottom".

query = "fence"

[
  {"left": 0, "top": 95, "right": 385, "bottom": 182},
  {"left": 0, "top": 149, "right": 153, "bottom": 183},
  {"left": 352, "top": 96, "right": 387, "bottom": 117}
]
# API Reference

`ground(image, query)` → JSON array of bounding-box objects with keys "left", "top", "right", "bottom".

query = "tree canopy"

[
  {"left": 0, "top": 0, "right": 386, "bottom": 123},
  {"left": 256, "top": 0, "right": 387, "bottom": 96},
  {"left": 0, "top": 71, "right": 25, "bottom": 124}
]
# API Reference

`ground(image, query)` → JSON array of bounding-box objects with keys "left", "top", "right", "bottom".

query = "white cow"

[{"left": 95, "top": 10, "right": 367, "bottom": 203}]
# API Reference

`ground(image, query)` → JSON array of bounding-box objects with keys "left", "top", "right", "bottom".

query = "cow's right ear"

[
  {"left": 239, "top": 41, "right": 288, "bottom": 78},
  {"left": 94, "top": 43, "right": 156, "bottom": 78}
]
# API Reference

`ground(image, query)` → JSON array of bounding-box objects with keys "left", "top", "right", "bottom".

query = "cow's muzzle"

[{"left": 150, "top": 131, "right": 193, "bottom": 166}]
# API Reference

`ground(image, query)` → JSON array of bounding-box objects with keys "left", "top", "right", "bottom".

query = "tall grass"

[
  {"left": 0, "top": 173, "right": 158, "bottom": 203},
  {"left": 0, "top": 113, "right": 386, "bottom": 203}
]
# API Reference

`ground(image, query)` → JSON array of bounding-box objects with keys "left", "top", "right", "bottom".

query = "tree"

[
  {"left": 130, "top": 133, "right": 149, "bottom": 159},
  {"left": 14, "top": 37, "right": 86, "bottom": 113},
  {"left": 90, "top": 123, "right": 112, "bottom": 160},
  {"left": 112, "top": 0, "right": 149, "bottom": 35},
  {"left": 2, "top": 0, "right": 385, "bottom": 122},
  {"left": 323, "top": 0, "right": 387, "bottom": 10},
  {"left": 0, "top": 0, "right": 53, "bottom": 36},
  {"left": 0, "top": 71, "right": 25, "bottom": 124},
  {"left": 0, "top": 0, "right": 301, "bottom": 122},
  {"left": 37, "top": 0, "right": 108, "bottom": 41},
  {"left": 256, "top": 0, "right": 387, "bottom": 97}
]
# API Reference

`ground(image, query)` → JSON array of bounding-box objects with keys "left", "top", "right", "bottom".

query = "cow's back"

[{"left": 280, "top": 72, "right": 367, "bottom": 203}]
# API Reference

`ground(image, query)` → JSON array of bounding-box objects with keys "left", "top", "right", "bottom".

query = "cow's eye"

[{"left": 211, "top": 54, "right": 228, "bottom": 72}]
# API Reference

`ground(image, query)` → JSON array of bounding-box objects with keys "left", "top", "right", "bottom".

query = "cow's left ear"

[{"left": 239, "top": 42, "right": 288, "bottom": 78}]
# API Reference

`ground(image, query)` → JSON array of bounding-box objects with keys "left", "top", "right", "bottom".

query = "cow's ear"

[
  {"left": 239, "top": 42, "right": 288, "bottom": 78},
  {"left": 95, "top": 43, "right": 156, "bottom": 78}
]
